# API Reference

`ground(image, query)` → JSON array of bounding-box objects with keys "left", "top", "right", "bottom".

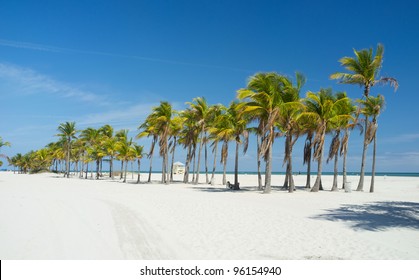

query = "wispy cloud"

[
  {"left": 382, "top": 133, "right": 419, "bottom": 143},
  {"left": 0, "top": 39, "right": 65, "bottom": 53},
  {"left": 0, "top": 39, "right": 252, "bottom": 73},
  {"left": 0, "top": 63, "right": 109, "bottom": 105},
  {"left": 77, "top": 103, "right": 157, "bottom": 129}
]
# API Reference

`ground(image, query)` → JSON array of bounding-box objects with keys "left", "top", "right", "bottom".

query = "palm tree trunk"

[
  {"left": 110, "top": 156, "right": 114, "bottom": 179},
  {"left": 263, "top": 141, "right": 272, "bottom": 194},
  {"left": 194, "top": 130, "right": 204, "bottom": 184},
  {"left": 311, "top": 133, "right": 324, "bottom": 193},
  {"left": 120, "top": 161, "right": 124, "bottom": 180},
  {"left": 312, "top": 156, "right": 323, "bottom": 192},
  {"left": 370, "top": 134, "right": 377, "bottom": 193},
  {"left": 79, "top": 160, "right": 83, "bottom": 178},
  {"left": 66, "top": 138, "right": 70, "bottom": 178},
  {"left": 305, "top": 136, "right": 312, "bottom": 188},
  {"left": 147, "top": 154, "right": 153, "bottom": 182},
  {"left": 123, "top": 160, "right": 128, "bottom": 183},
  {"left": 204, "top": 132, "right": 209, "bottom": 184},
  {"left": 222, "top": 154, "right": 227, "bottom": 186},
  {"left": 95, "top": 159, "right": 99, "bottom": 179},
  {"left": 283, "top": 172, "right": 289, "bottom": 190},
  {"left": 342, "top": 130, "right": 349, "bottom": 189},
  {"left": 100, "top": 159, "right": 103, "bottom": 177},
  {"left": 184, "top": 144, "right": 192, "bottom": 183},
  {"left": 357, "top": 117, "right": 369, "bottom": 191},
  {"left": 192, "top": 144, "right": 197, "bottom": 183},
  {"left": 234, "top": 139, "right": 239, "bottom": 189},
  {"left": 170, "top": 137, "right": 177, "bottom": 182},
  {"left": 287, "top": 163, "right": 294, "bottom": 193},
  {"left": 137, "top": 159, "right": 141, "bottom": 183},
  {"left": 257, "top": 135, "right": 263, "bottom": 190},
  {"left": 211, "top": 141, "right": 218, "bottom": 184},
  {"left": 287, "top": 134, "right": 295, "bottom": 193},
  {"left": 331, "top": 153, "right": 339, "bottom": 191},
  {"left": 165, "top": 145, "right": 170, "bottom": 184},
  {"left": 161, "top": 154, "right": 166, "bottom": 183},
  {"left": 85, "top": 162, "right": 89, "bottom": 179}
]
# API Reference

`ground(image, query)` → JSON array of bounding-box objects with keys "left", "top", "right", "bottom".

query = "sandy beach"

[{"left": 0, "top": 171, "right": 418, "bottom": 260}]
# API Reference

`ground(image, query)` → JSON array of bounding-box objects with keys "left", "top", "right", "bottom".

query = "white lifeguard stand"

[{"left": 173, "top": 162, "right": 185, "bottom": 174}]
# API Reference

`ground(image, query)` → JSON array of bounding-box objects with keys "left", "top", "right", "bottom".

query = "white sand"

[{"left": 0, "top": 171, "right": 418, "bottom": 260}]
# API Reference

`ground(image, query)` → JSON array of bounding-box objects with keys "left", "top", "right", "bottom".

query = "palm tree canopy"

[
  {"left": 358, "top": 95, "right": 385, "bottom": 118},
  {"left": 0, "top": 136, "right": 11, "bottom": 149},
  {"left": 57, "top": 121, "right": 77, "bottom": 140},
  {"left": 132, "top": 144, "right": 146, "bottom": 159},
  {"left": 186, "top": 97, "right": 209, "bottom": 127},
  {"left": 299, "top": 88, "right": 354, "bottom": 161},
  {"left": 330, "top": 43, "right": 398, "bottom": 94}
]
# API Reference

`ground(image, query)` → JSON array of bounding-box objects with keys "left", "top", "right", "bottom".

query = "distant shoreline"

[{"left": 3, "top": 169, "right": 418, "bottom": 177}]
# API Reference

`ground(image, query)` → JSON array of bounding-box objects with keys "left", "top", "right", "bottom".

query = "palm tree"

[
  {"left": 300, "top": 119, "right": 316, "bottom": 189},
  {"left": 0, "top": 136, "right": 11, "bottom": 151},
  {"left": 247, "top": 126, "right": 264, "bottom": 190},
  {"left": 238, "top": 72, "right": 284, "bottom": 193},
  {"left": 338, "top": 96, "right": 358, "bottom": 190},
  {"left": 207, "top": 104, "right": 225, "bottom": 184},
  {"left": 11, "top": 153, "right": 23, "bottom": 173},
  {"left": 132, "top": 143, "right": 145, "bottom": 183},
  {"left": 300, "top": 88, "right": 352, "bottom": 192},
  {"left": 187, "top": 97, "right": 210, "bottom": 184},
  {"left": 116, "top": 137, "right": 133, "bottom": 183},
  {"left": 179, "top": 109, "right": 199, "bottom": 183},
  {"left": 209, "top": 101, "right": 249, "bottom": 189},
  {"left": 99, "top": 124, "right": 114, "bottom": 177},
  {"left": 330, "top": 43, "right": 398, "bottom": 191},
  {"left": 276, "top": 73, "right": 306, "bottom": 192},
  {"left": 169, "top": 115, "right": 184, "bottom": 182},
  {"left": 80, "top": 127, "right": 103, "bottom": 179},
  {"left": 145, "top": 101, "right": 175, "bottom": 184},
  {"left": 115, "top": 129, "right": 131, "bottom": 180},
  {"left": 326, "top": 92, "right": 355, "bottom": 191},
  {"left": 7, "top": 154, "right": 17, "bottom": 173},
  {"left": 57, "top": 122, "right": 77, "bottom": 178},
  {"left": 358, "top": 95, "right": 385, "bottom": 193},
  {"left": 103, "top": 136, "right": 118, "bottom": 179},
  {"left": 0, "top": 137, "right": 11, "bottom": 168},
  {"left": 137, "top": 117, "right": 159, "bottom": 183}
]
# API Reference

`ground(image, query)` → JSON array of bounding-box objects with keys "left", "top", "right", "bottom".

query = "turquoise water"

[
  {"left": 233, "top": 171, "right": 419, "bottom": 177},
  {"left": 6, "top": 169, "right": 416, "bottom": 177},
  {"left": 135, "top": 171, "right": 419, "bottom": 177}
]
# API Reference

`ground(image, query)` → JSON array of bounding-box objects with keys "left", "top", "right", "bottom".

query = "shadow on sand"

[
  {"left": 312, "top": 201, "right": 419, "bottom": 231},
  {"left": 190, "top": 185, "right": 256, "bottom": 193}
]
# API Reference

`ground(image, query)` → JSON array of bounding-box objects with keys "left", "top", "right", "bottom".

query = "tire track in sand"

[{"left": 108, "top": 201, "right": 177, "bottom": 259}]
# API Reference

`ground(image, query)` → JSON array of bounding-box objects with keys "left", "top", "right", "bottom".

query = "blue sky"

[{"left": 1, "top": 0, "right": 418, "bottom": 173}]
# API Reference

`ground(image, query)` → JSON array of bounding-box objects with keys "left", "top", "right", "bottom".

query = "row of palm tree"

[
  {"left": 135, "top": 43, "right": 396, "bottom": 193},
  {"left": 6, "top": 43, "right": 396, "bottom": 193},
  {"left": 8, "top": 124, "right": 145, "bottom": 183}
]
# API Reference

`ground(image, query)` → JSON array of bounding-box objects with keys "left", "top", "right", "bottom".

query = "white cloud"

[
  {"left": 77, "top": 103, "right": 158, "bottom": 129},
  {"left": 0, "top": 63, "right": 109, "bottom": 105},
  {"left": 0, "top": 39, "right": 252, "bottom": 73},
  {"left": 382, "top": 133, "right": 419, "bottom": 143}
]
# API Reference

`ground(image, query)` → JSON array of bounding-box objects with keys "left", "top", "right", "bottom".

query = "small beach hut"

[{"left": 172, "top": 161, "right": 185, "bottom": 174}]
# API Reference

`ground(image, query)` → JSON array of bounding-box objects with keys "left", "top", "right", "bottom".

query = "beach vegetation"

[
  {"left": 357, "top": 95, "right": 385, "bottom": 193},
  {"left": 330, "top": 43, "right": 398, "bottom": 191},
  {"left": 299, "top": 88, "right": 352, "bottom": 192},
  {"left": 237, "top": 72, "right": 285, "bottom": 193},
  {"left": 56, "top": 121, "right": 77, "bottom": 178}
]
